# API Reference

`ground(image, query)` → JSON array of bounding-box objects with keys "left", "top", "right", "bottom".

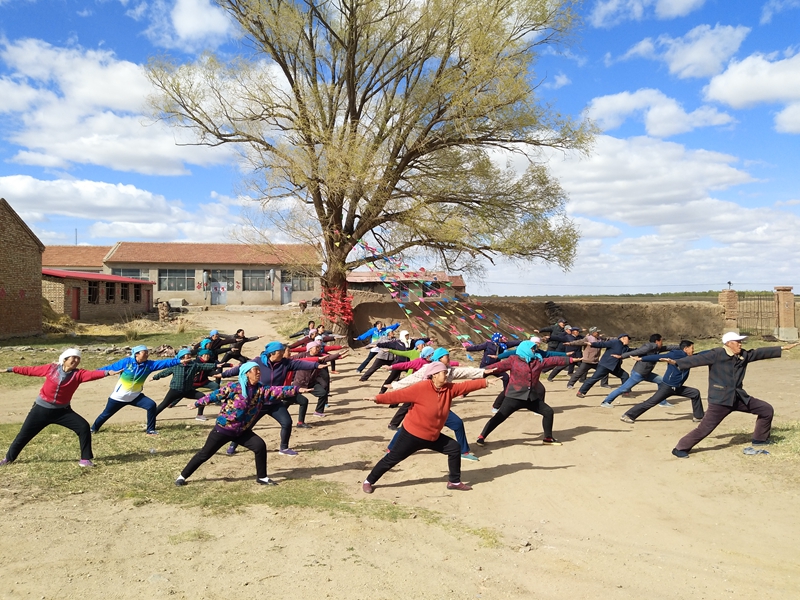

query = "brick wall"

[
  {"left": 0, "top": 202, "right": 43, "bottom": 339},
  {"left": 42, "top": 276, "right": 154, "bottom": 322}
]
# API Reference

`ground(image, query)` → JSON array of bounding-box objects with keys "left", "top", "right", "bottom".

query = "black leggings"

[
  {"left": 491, "top": 372, "right": 511, "bottom": 409},
  {"left": 480, "top": 393, "right": 554, "bottom": 441},
  {"left": 283, "top": 394, "right": 309, "bottom": 424},
  {"left": 366, "top": 428, "right": 462, "bottom": 484},
  {"left": 360, "top": 358, "right": 394, "bottom": 381},
  {"left": 230, "top": 402, "right": 293, "bottom": 451},
  {"left": 625, "top": 384, "right": 705, "bottom": 421},
  {"left": 155, "top": 389, "right": 204, "bottom": 416},
  {"left": 181, "top": 429, "right": 267, "bottom": 479},
  {"left": 379, "top": 369, "right": 404, "bottom": 394},
  {"left": 219, "top": 349, "right": 249, "bottom": 364},
  {"left": 5, "top": 403, "right": 93, "bottom": 462}
]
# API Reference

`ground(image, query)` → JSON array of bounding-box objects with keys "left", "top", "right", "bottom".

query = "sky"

[{"left": 1, "top": 0, "right": 799, "bottom": 296}]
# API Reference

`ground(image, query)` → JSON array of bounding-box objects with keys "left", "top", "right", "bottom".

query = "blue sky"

[{"left": 1, "top": 0, "right": 799, "bottom": 295}]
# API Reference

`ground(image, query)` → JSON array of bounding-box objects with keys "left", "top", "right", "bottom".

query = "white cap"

[
  {"left": 722, "top": 332, "right": 747, "bottom": 344},
  {"left": 58, "top": 348, "right": 82, "bottom": 363},
  {"left": 529, "top": 336, "right": 541, "bottom": 344}
]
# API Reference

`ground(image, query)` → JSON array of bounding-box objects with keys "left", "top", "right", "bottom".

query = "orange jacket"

[{"left": 374, "top": 378, "right": 487, "bottom": 441}]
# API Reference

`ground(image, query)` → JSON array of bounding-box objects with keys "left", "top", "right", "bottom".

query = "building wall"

[
  {"left": 104, "top": 263, "right": 319, "bottom": 305},
  {"left": 0, "top": 203, "right": 43, "bottom": 339},
  {"left": 42, "top": 276, "right": 154, "bottom": 322}
]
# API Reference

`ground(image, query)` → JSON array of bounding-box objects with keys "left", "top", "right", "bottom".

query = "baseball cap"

[
  {"left": 722, "top": 332, "right": 747, "bottom": 344},
  {"left": 618, "top": 333, "right": 630, "bottom": 339},
  {"left": 589, "top": 327, "right": 599, "bottom": 333}
]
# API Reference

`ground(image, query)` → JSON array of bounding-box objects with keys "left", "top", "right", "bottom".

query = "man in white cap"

[{"left": 671, "top": 332, "right": 798, "bottom": 458}]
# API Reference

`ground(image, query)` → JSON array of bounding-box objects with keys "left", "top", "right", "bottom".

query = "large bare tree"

[{"left": 147, "top": 0, "right": 594, "bottom": 329}]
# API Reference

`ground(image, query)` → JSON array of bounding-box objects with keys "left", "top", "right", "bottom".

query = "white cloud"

[
  {"left": 761, "top": 0, "right": 800, "bottom": 24},
  {"left": 1, "top": 175, "right": 240, "bottom": 242},
  {"left": 615, "top": 24, "right": 750, "bottom": 78},
  {"left": 775, "top": 102, "right": 800, "bottom": 133},
  {"left": 590, "top": 0, "right": 707, "bottom": 28},
  {"left": 705, "top": 52, "right": 800, "bottom": 108},
  {"left": 0, "top": 38, "right": 233, "bottom": 175},
  {"left": 587, "top": 88, "right": 734, "bottom": 137},
  {"left": 137, "top": 0, "right": 232, "bottom": 50},
  {"left": 542, "top": 73, "right": 571, "bottom": 89}
]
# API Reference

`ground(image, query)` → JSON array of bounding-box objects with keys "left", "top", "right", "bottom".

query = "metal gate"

[
  {"left": 210, "top": 282, "right": 227, "bottom": 305},
  {"left": 736, "top": 291, "right": 776, "bottom": 336},
  {"left": 281, "top": 282, "right": 293, "bottom": 305}
]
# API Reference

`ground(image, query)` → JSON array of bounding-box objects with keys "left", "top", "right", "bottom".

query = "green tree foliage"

[{"left": 147, "top": 0, "right": 595, "bottom": 326}]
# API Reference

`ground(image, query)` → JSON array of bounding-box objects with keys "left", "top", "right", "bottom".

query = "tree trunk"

[{"left": 321, "top": 268, "right": 353, "bottom": 337}]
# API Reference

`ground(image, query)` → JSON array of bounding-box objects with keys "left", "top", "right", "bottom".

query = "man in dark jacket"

[
  {"left": 545, "top": 326, "right": 578, "bottom": 381},
  {"left": 576, "top": 334, "right": 631, "bottom": 397},
  {"left": 600, "top": 334, "right": 677, "bottom": 407},
  {"left": 537, "top": 319, "right": 567, "bottom": 352},
  {"left": 671, "top": 333, "right": 798, "bottom": 458}
]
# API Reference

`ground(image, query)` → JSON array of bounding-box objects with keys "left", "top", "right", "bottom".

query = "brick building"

[
  {"left": 42, "top": 269, "right": 155, "bottom": 321},
  {"left": 0, "top": 198, "right": 45, "bottom": 339}
]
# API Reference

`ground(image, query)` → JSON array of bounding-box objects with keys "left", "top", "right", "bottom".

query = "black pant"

[
  {"left": 230, "top": 402, "right": 293, "bottom": 451},
  {"left": 578, "top": 364, "right": 628, "bottom": 394},
  {"left": 219, "top": 349, "right": 249, "bottom": 364},
  {"left": 356, "top": 352, "right": 377, "bottom": 372},
  {"left": 5, "top": 403, "right": 93, "bottom": 462},
  {"left": 283, "top": 394, "right": 309, "bottom": 423},
  {"left": 480, "top": 392, "right": 554, "bottom": 441},
  {"left": 491, "top": 372, "right": 511, "bottom": 410},
  {"left": 360, "top": 358, "right": 394, "bottom": 381},
  {"left": 567, "top": 362, "right": 607, "bottom": 386},
  {"left": 388, "top": 403, "right": 412, "bottom": 428},
  {"left": 155, "top": 389, "right": 204, "bottom": 416},
  {"left": 182, "top": 429, "right": 267, "bottom": 479},
  {"left": 625, "top": 384, "right": 705, "bottom": 421},
  {"left": 366, "top": 428, "right": 462, "bottom": 484},
  {"left": 676, "top": 397, "right": 773, "bottom": 451},
  {"left": 379, "top": 369, "right": 404, "bottom": 394}
]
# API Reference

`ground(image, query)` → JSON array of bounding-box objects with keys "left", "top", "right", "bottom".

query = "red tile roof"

[
  {"left": 105, "top": 242, "right": 319, "bottom": 266},
  {"left": 42, "top": 245, "right": 112, "bottom": 268},
  {"left": 42, "top": 269, "right": 155, "bottom": 285}
]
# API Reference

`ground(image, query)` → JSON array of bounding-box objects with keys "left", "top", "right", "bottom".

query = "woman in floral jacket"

[{"left": 175, "top": 362, "right": 295, "bottom": 487}]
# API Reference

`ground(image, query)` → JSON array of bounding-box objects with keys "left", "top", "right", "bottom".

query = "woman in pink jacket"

[{"left": 1, "top": 349, "right": 118, "bottom": 467}]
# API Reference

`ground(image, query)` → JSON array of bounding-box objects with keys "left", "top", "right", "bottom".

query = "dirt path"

[{"left": 1, "top": 308, "right": 799, "bottom": 599}]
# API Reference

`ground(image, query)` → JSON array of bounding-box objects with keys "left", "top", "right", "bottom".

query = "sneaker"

[
  {"left": 175, "top": 477, "right": 187, "bottom": 486},
  {"left": 195, "top": 415, "right": 208, "bottom": 421},
  {"left": 461, "top": 452, "right": 479, "bottom": 461},
  {"left": 491, "top": 408, "right": 499, "bottom": 414},
  {"left": 257, "top": 477, "right": 278, "bottom": 486},
  {"left": 387, "top": 425, "right": 399, "bottom": 431},
  {"left": 599, "top": 401, "right": 613, "bottom": 408},
  {"left": 313, "top": 412, "right": 327, "bottom": 418},
  {"left": 600, "top": 384, "right": 612, "bottom": 389},
  {"left": 362, "top": 481, "right": 374, "bottom": 494},
  {"left": 576, "top": 392, "right": 586, "bottom": 398},
  {"left": 279, "top": 448, "right": 299, "bottom": 456},
  {"left": 566, "top": 384, "right": 574, "bottom": 389},
  {"left": 0, "top": 458, "right": 9, "bottom": 466},
  {"left": 226, "top": 444, "right": 237, "bottom": 455},
  {"left": 475, "top": 437, "right": 486, "bottom": 447},
  {"left": 329, "top": 370, "right": 339, "bottom": 374},
  {"left": 672, "top": 448, "right": 690, "bottom": 459},
  {"left": 658, "top": 400, "right": 674, "bottom": 407},
  {"left": 78, "top": 459, "right": 95, "bottom": 467},
  {"left": 90, "top": 428, "right": 97, "bottom": 435},
  {"left": 542, "top": 437, "right": 562, "bottom": 446},
  {"left": 296, "top": 422, "right": 312, "bottom": 429},
  {"left": 446, "top": 482, "right": 473, "bottom": 491},
  {"left": 146, "top": 430, "right": 159, "bottom": 436},
  {"left": 620, "top": 415, "right": 635, "bottom": 424},
  {"left": 622, "top": 392, "right": 632, "bottom": 397},
  {"left": 692, "top": 416, "right": 703, "bottom": 423},
  {"left": 751, "top": 439, "right": 772, "bottom": 446}
]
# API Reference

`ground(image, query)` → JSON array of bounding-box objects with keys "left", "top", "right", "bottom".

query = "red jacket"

[
  {"left": 375, "top": 378, "right": 487, "bottom": 441},
  {"left": 12, "top": 364, "right": 108, "bottom": 406},
  {"left": 490, "top": 355, "right": 569, "bottom": 400}
]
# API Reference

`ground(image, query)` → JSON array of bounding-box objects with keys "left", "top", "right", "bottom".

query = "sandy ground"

[{"left": 1, "top": 308, "right": 799, "bottom": 599}]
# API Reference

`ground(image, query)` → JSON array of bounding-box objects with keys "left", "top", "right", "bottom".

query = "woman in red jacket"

[
  {"left": 362, "top": 362, "right": 489, "bottom": 493},
  {"left": 1, "top": 349, "right": 119, "bottom": 467},
  {"left": 476, "top": 341, "right": 580, "bottom": 447}
]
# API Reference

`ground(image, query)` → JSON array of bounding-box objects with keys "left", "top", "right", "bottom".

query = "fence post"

[
  {"left": 773, "top": 286, "right": 798, "bottom": 341},
  {"left": 718, "top": 289, "right": 738, "bottom": 333}
]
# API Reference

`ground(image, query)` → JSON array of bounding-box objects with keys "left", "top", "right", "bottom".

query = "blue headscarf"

[
  {"left": 131, "top": 345, "right": 148, "bottom": 355},
  {"left": 261, "top": 341, "right": 285, "bottom": 362},
  {"left": 491, "top": 332, "right": 507, "bottom": 353},
  {"left": 420, "top": 346, "right": 435, "bottom": 359},
  {"left": 176, "top": 348, "right": 191, "bottom": 359},
  {"left": 238, "top": 361, "right": 260, "bottom": 394},
  {"left": 515, "top": 341, "right": 538, "bottom": 363},
  {"left": 199, "top": 339, "right": 212, "bottom": 350},
  {"left": 432, "top": 348, "right": 449, "bottom": 361}
]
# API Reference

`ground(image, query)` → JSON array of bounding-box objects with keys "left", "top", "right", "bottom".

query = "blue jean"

[
  {"left": 603, "top": 371, "right": 663, "bottom": 404},
  {"left": 92, "top": 394, "right": 157, "bottom": 433},
  {"left": 388, "top": 411, "right": 469, "bottom": 454}
]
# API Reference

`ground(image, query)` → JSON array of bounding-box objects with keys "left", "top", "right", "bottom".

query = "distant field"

[{"left": 471, "top": 294, "right": 722, "bottom": 303}]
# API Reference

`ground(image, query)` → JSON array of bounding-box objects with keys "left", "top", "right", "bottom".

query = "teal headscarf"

[
  {"left": 238, "top": 361, "right": 260, "bottom": 393},
  {"left": 515, "top": 341, "right": 537, "bottom": 363},
  {"left": 432, "top": 348, "right": 449, "bottom": 361}
]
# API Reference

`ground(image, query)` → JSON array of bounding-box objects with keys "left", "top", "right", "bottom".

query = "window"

[
  {"left": 210, "top": 269, "right": 235, "bottom": 290},
  {"left": 158, "top": 269, "right": 195, "bottom": 291},
  {"left": 120, "top": 283, "right": 130, "bottom": 303},
  {"left": 133, "top": 284, "right": 142, "bottom": 303},
  {"left": 111, "top": 268, "right": 147, "bottom": 280},
  {"left": 242, "top": 269, "right": 272, "bottom": 291},
  {"left": 88, "top": 281, "right": 99, "bottom": 304},
  {"left": 105, "top": 282, "right": 115, "bottom": 303},
  {"left": 281, "top": 271, "right": 315, "bottom": 292}
]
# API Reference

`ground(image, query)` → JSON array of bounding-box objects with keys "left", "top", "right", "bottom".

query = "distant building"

[
  {"left": 42, "top": 269, "right": 155, "bottom": 322},
  {"left": 0, "top": 198, "right": 44, "bottom": 339},
  {"left": 43, "top": 241, "right": 321, "bottom": 306},
  {"left": 347, "top": 270, "right": 466, "bottom": 301}
]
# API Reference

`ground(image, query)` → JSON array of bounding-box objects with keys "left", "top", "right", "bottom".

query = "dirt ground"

[{"left": 1, "top": 308, "right": 799, "bottom": 599}]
